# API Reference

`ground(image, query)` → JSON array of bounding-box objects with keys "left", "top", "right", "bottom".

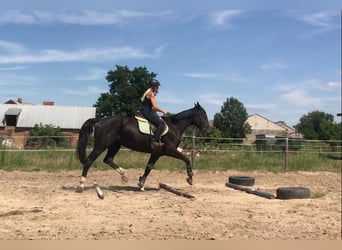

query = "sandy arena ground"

[{"left": 0, "top": 169, "right": 340, "bottom": 240}]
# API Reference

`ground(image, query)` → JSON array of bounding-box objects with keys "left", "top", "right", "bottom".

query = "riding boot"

[{"left": 151, "top": 124, "right": 164, "bottom": 149}]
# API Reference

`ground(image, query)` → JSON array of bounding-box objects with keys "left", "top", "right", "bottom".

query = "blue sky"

[{"left": 0, "top": 1, "right": 341, "bottom": 126}]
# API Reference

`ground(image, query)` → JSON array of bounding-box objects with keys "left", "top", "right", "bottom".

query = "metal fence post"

[
  {"left": 284, "top": 131, "right": 289, "bottom": 172},
  {"left": 191, "top": 130, "right": 195, "bottom": 168}
]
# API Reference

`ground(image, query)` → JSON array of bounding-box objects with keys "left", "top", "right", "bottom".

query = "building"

[
  {"left": 245, "top": 114, "right": 302, "bottom": 144},
  {"left": 0, "top": 98, "right": 96, "bottom": 149}
]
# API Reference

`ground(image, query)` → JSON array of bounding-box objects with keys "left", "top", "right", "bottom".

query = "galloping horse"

[{"left": 75, "top": 102, "right": 210, "bottom": 192}]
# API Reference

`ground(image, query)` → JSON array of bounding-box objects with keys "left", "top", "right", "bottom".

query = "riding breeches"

[{"left": 140, "top": 107, "right": 165, "bottom": 142}]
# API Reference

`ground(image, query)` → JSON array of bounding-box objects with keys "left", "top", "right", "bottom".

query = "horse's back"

[{"left": 97, "top": 115, "right": 137, "bottom": 134}]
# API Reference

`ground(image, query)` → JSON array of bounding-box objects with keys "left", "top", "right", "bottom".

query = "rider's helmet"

[{"left": 149, "top": 79, "right": 161, "bottom": 87}]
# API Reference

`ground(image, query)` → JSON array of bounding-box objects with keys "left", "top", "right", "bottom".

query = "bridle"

[{"left": 195, "top": 107, "right": 205, "bottom": 132}]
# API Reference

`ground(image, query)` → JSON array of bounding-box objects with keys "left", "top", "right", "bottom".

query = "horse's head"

[
  {"left": 166, "top": 102, "right": 210, "bottom": 135},
  {"left": 194, "top": 102, "right": 210, "bottom": 135}
]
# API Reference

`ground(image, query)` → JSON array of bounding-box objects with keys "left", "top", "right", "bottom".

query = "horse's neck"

[
  {"left": 170, "top": 109, "right": 195, "bottom": 134},
  {"left": 173, "top": 120, "right": 190, "bottom": 134}
]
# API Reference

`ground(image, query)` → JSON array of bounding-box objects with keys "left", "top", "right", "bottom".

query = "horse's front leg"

[
  {"left": 186, "top": 162, "right": 193, "bottom": 185},
  {"left": 138, "top": 154, "right": 160, "bottom": 191},
  {"left": 167, "top": 149, "right": 193, "bottom": 185}
]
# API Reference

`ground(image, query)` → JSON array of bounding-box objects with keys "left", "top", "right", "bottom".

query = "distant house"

[
  {"left": 4, "top": 97, "right": 33, "bottom": 105},
  {"left": 0, "top": 98, "right": 96, "bottom": 149},
  {"left": 245, "top": 114, "right": 302, "bottom": 144}
]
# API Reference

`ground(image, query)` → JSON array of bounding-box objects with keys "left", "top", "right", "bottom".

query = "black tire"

[
  {"left": 276, "top": 187, "right": 310, "bottom": 200},
  {"left": 228, "top": 176, "right": 255, "bottom": 186}
]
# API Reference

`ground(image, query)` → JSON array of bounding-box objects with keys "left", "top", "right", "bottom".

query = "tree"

[
  {"left": 294, "top": 111, "right": 341, "bottom": 140},
  {"left": 213, "top": 97, "right": 251, "bottom": 139},
  {"left": 95, "top": 65, "right": 157, "bottom": 117},
  {"left": 26, "top": 123, "right": 68, "bottom": 149}
]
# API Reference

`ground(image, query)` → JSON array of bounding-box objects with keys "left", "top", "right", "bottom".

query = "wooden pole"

[
  {"left": 226, "top": 182, "right": 275, "bottom": 199},
  {"left": 159, "top": 182, "right": 195, "bottom": 199}
]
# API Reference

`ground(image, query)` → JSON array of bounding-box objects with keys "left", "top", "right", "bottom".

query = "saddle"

[{"left": 135, "top": 116, "right": 169, "bottom": 136}]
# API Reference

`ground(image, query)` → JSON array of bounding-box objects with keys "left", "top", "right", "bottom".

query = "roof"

[
  {"left": 5, "top": 108, "right": 22, "bottom": 116},
  {"left": 275, "top": 121, "right": 297, "bottom": 133},
  {"left": 246, "top": 114, "right": 286, "bottom": 131},
  {"left": 4, "top": 98, "right": 34, "bottom": 105},
  {"left": 0, "top": 104, "right": 96, "bottom": 129}
]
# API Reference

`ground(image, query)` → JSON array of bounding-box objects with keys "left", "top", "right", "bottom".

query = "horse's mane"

[{"left": 164, "top": 107, "right": 195, "bottom": 124}]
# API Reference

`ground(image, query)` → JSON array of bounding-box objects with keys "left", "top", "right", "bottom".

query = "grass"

[{"left": 0, "top": 149, "right": 340, "bottom": 173}]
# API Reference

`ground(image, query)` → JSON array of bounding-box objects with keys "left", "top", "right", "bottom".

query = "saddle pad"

[{"left": 135, "top": 116, "right": 168, "bottom": 136}]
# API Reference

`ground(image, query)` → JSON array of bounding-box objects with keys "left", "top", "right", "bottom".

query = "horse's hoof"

[
  {"left": 186, "top": 177, "right": 193, "bottom": 185},
  {"left": 121, "top": 174, "right": 128, "bottom": 183},
  {"left": 140, "top": 186, "right": 145, "bottom": 191},
  {"left": 75, "top": 186, "right": 84, "bottom": 193},
  {"left": 138, "top": 176, "right": 146, "bottom": 188}
]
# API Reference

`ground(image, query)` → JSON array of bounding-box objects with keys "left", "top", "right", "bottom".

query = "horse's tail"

[{"left": 76, "top": 118, "right": 99, "bottom": 165}]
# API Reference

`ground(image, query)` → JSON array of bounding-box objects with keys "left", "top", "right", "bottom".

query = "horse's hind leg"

[
  {"left": 103, "top": 143, "right": 128, "bottom": 183},
  {"left": 76, "top": 148, "right": 104, "bottom": 193}
]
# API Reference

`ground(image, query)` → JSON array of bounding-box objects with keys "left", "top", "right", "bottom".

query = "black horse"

[{"left": 75, "top": 102, "right": 210, "bottom": 192}]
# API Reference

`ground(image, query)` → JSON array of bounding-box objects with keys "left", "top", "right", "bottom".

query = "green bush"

[{"left": 26, "top": 123, "right": 69, "bottom": 149}]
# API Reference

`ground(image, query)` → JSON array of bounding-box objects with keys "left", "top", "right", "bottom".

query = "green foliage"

[
  {"left": 213, "top": 97, "right": 251, "bottom": 140},
  {"left": 26, "top": 123, "right": 68, "bottom": 149},
  {"left": 295, "top": 111, "right": 341, "bottom": 140},
  {"left": 0, "top": 150, "right": 340, "bottom": 173},
  {"left": 95, "top": 65, "right": 157, "bottom": 117},
  {"left": 208, "top": 127, "right": 222, "bottom": 138}
]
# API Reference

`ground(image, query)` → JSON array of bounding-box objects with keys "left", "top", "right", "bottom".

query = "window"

[{"left": 4, "top": 108, "right": 21, "bottom": 127}]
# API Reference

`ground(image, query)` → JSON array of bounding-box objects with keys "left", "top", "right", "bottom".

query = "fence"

[
  {"left": 0, "top": 135, "right": 341, "bottom": 172},
  {"left": 180, "top": 135, "right": 341, "bottom": 171}
]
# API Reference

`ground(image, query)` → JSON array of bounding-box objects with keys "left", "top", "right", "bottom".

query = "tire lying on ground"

[
  {"left": 276, "top": 187, "right": 310, "bottom": 199},
  {"left": 228, "top": 176, "right": 255, "bottom": 186}
]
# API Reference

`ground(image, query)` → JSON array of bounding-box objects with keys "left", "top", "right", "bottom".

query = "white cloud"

[
  {"left": 210, "top": 10, "right": 244, "bottom": 26},
  {"left": 276, "top": 78, "right": 341, "bottom": 92},
  {"left": 158, "top": 91, "right": 183, "bottom": 105},
  {"left": 72, "top": 68, "right": 107, "bottom": 81},
  {"left": 0, "top": 65, "right": 29, "bottom": 71},
  {"left": 298, "top": 11, "right": 339, "bottom": 28},
  {"left": 0, "top": 73, "right": 37, "bottom": 86},
  {"left": 180, "top": 72, "right": 222, "bottom": 79},
  {"left": 0, "top": 10, "right": 173, "bottom": 25},
  {"left": 0, "top": 40, "right": 26, "bottom": 53},
  {"left": 246, "top": 104, "right": 275, "bottom": 114},
  {"left": 285, "top": 10, "right": 340, "bottom": 39},
  {"left": 0, "top": 45, "right": 166, "bottom": 64},
  {"left": 281, "top": 89, "right": 321, "bottom": 107},
  {"left": 260, "top": 62, "right": 288, "bottom": 70},
  {"left": 62, "top": 86, "right": 106, "bottom": 96},
  {"left": 326, "top": 81, "right": 341, "bottom": 89},
  {"left": 199, "top": 93, "right": 225, "bottom": 106}
]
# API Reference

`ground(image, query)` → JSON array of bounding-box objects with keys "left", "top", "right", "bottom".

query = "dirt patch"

[{"left": 0, "top": 169, "right": 340, "bottom": 239}]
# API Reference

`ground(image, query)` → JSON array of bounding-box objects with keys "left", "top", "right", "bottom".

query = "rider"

[{"left": 140, "top": 79, "right": 168, "bottom": 149}]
